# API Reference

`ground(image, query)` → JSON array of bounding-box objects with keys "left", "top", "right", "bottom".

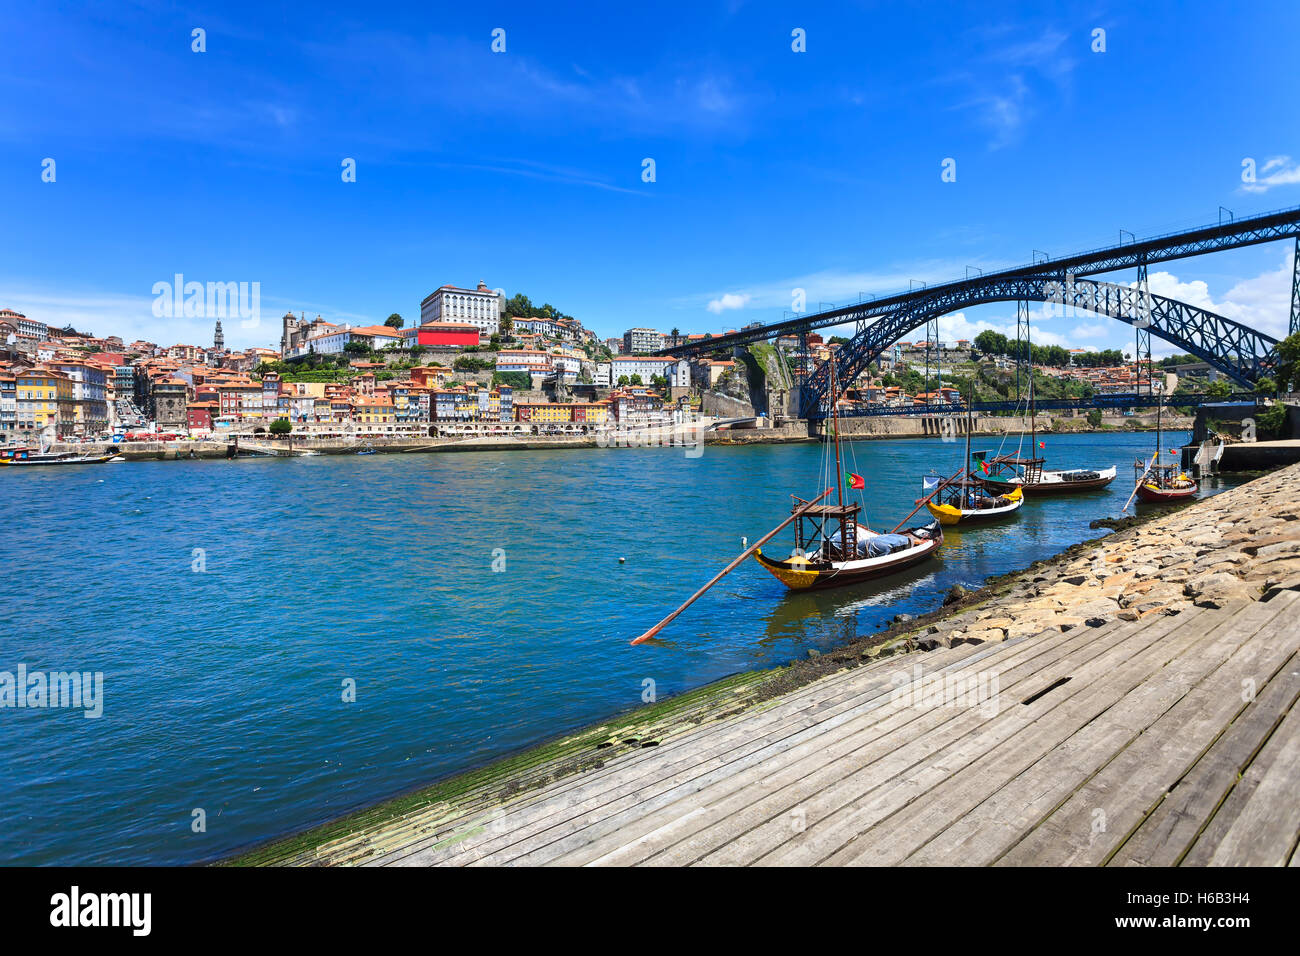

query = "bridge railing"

[{"left": 826, "top": 392, "right": 1260, "bottom": 418}]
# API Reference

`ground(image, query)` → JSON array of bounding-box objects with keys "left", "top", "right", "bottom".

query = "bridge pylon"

[
  {"left": 1135, "top": 262, "right": 1153, "bottom": 396},
  {"left": 1291, "top": 236, "right": 1299, "bottom": 337},
  {"left": 1015, "top": 298, "right": 1031, "bottom": 402}
]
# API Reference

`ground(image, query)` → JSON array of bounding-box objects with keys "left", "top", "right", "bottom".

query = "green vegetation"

[
  {"left": 878, "top": 360, "right": 1092, "bottom": 406},
  {"left": 384, "top": 313, "right": 404, "bottom": 328},
  {"left": 1256, "top": 402, "right": 1289, "bottom": 439},
  {"left": 454, "top": 356, "right": 494, "bottom": 372},
  {"left": 269, "top": 417, "right": 291, "bottom": 435},
  {"left": 1087, "top": 408, "right": 1103, "bottom": 428},
  {"left": 972, "top": 329, "right": 1124, "bottom": 368},
  {"left": 505, "top": 293, "right": 575, "bottom": 323},
  {"left": 1275, "top": 332, "right": 1300, "bottom": 393},
  {"left": 492, "top": 371, "right": 530, "bottom": 390}
]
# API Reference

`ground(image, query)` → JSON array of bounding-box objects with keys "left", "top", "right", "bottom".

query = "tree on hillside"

[
  {"left": 269, "top": 417, "right": 292, "bottom": 435},
  {"left": 385, "top": 314, "right": 404, "bottom": 328},
  {"left": 974, "top": 329, "right": 1009, "bottom": 356},
  {"left": 1275, "top": 332, "right": 1300, "bottom": 393},
  {"left": 1206, "top": 379, "right": 1232, "bottom": 398}
]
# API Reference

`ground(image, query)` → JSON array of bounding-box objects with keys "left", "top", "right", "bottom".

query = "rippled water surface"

[{"left": 1, "top": 429, "right": 1235, "bottom": 864}]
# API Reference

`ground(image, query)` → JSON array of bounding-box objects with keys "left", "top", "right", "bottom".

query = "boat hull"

[
  {"left": 754, "top": 526, "right": 941, "bottom": 592},
  {"left": 978, "top": 468, "right": 1116, "bottom": 496},
  {"left": 926, "top": 488, "right": 1023, "bottom": 526},
  {"left": 0, "top": 453, "right": 117, "bottom": 466},
  {"left": 1135, "top": 482, "right": 1198, "bottom": 504}
]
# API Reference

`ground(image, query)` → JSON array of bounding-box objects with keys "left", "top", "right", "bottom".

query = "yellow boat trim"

[
  {"left": 754, "top": 548, "right": 823, "bottom": 590},
  {"left": 926, "top": 501, "right": 964, "bottom": 526}
]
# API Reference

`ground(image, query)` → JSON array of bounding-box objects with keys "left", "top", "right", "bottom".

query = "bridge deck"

[{"left": 336, "top": 590, "right": 1300, "bottom": 866}]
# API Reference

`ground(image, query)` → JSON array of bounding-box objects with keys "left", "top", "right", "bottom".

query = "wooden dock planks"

[{"left": 349, "top": 591, "right": 1300, "bottom": 867}]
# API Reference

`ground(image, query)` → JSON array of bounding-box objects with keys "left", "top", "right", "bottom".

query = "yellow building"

[
  {"left": 16, "top": 368, "right": 73, "bottom": 434},
  {"left": 514, "top": 402, "right": 573, "bottom": 423},
  {"left": 353, "top": 395, "right": 395, "bottom": 425}
]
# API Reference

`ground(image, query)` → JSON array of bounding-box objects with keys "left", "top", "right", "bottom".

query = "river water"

[{"left": 0, "top": 429, "right": 1234, "bottom": 864}]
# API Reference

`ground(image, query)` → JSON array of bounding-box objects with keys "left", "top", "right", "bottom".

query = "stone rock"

[
  {"left": 1242, "top": 534, "right": 1300, "bottom": 556},
  {"left": 962, "top": 627, "right": 1008, "bottom": 645},
  {"left": 1183, "top": 571, "right": 1254, "bottom": 609},
  {"left": 1255, "top": 540, "right": 1300, "bottom": 560}
]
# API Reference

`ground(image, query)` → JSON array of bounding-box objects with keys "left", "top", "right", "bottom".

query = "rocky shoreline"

[{"left": 906, "top": 461, "right": 1300, "bottom": 651}]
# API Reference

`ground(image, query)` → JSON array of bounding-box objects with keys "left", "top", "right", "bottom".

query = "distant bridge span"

[
  {"left": 662, "top": 204, "right": 1299, "bottom": 420},
  {"left": 799, "top": 276, "right": 1277, "bottom": 416}
]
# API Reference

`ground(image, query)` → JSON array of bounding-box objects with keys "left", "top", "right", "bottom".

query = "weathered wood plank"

[
  {"left": 566, "top": 620, "right": 1131, "bottom": 867},
  {"left": 802, "top": 607, "right": 1218, "bottom": 867},
  {"left": 404, "top": 640, "right": 1017, "bottom": 866},
  {"left": 995, "top": 595, "right": 1300, "bottom": 865},
  {"left": 684, "top": 609, "right": 1206, "bottom": 866},
  {"left": 1185, "top": 695, "right": 1300, "bottom": 865},
  {"left": 1108, "top": 647, "right": 1300, "bottom": 867},
  {"left": 366, "top": 639, "right": 996, "bottom": 865}
]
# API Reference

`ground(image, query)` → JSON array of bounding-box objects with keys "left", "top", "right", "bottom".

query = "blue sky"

[{"left": 2, "top": 0, "right": 1299, "bottom": 354}]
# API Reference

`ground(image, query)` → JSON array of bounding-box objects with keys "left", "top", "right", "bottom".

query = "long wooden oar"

[
  {"left": 891, "top": 467, "right": 966, "bottom": 533},
  {"left": 630, "top": 488, "right": 834, "bottom": 645},
  {"left": 1121, "top": 453, "right": 1157, "bottom": 513}
]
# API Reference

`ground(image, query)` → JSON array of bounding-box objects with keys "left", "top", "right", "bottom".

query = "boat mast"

[
  {"left": 1155, "top": 380, "right": 1162, "bottom": 468},
  {"left": 963, "top": 380, "right": 973, "bottom": 494},
  {"left": 1029, "top": 367, "right": 1037, "bottom": 464},
  {"left": 829, "top": 353, "right": 848, "bottom": 555}
]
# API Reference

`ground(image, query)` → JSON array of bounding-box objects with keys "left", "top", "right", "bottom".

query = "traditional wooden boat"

[
  {"left": 1134, "top": 465, "right": 1198, "bottom": 503},
  {"left": 754, "top": 354, "right": 942, "bottom": 591},
  {"left": 976, "top": 373, "right": 1115, "bottom": 495},
  {"left": 926, "top": 483, "right": 1023, "bottom": 525},
  {"left": 0, "top": 449, "right": 119, "bottom": 466},
  {"left": 754, "top": 499, "right": 942, "bottom": 590},
  {"left": 923, "top": 390, "right": 1025, "bottom": 525},
  {"left": 1128, "top": 388, "right": 1197, "bottom": 506},
  {"left": 630, "top": 354, "right": 942, "bottom": 644},
  {"left": 977, "top": 460, "right": 1117, "bottom": 495}
]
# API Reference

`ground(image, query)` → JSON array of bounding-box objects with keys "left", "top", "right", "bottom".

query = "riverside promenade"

[{"left": 233, "top": 463, "right": 1300, "bottom": 867}]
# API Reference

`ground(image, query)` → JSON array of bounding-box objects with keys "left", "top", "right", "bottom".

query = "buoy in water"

[
  {"left": 741, "top": 536, "right": 748, "bottom": 547},
  {"left": 619, "top": 557, "right": 626, "bottom": 563}
]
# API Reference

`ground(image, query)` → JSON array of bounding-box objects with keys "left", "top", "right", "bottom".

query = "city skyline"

[{"left": 3, "top": 1, "right": 1299, "bottom": 353}]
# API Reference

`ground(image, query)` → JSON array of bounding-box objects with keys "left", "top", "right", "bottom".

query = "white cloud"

[
  {"left": 935, "top": 311, "right": 1074, "bottom": 349},
  {"left": 1145, "top": 255, "right": 1294, "bottom": 339},
  {"left": 686, "top": 259, "right": 985, "bottom": 319},
  {"left": 706, "top": 292, "right": 751, "bottom": 314},
  {"left": 1241, "top": 156, "right": 1300, "bottom": 194},
  {"left": 0, "top": 280, "right": 368, "bottom": 352}
]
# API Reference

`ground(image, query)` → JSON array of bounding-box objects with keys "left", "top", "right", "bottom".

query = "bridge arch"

[{"left": 801, "top": 276, "right": 1277, "bottom": 416}]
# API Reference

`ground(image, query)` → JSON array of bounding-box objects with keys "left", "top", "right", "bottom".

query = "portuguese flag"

[{"left": 845, "top": 472, "right": 865, "bottom": 490}]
